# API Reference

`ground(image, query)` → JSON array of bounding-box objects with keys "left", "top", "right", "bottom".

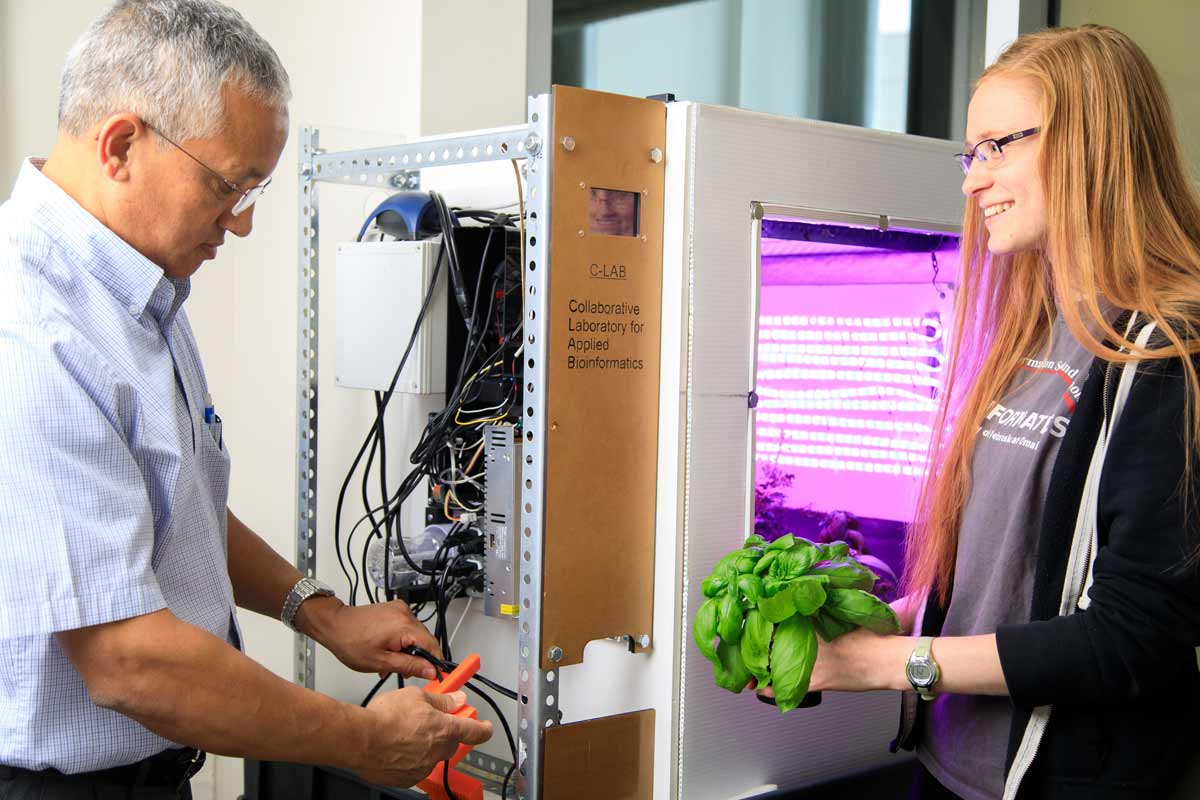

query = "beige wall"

[
  {"left": 0, "top": 1, "right": 531, "bottom": 797},
  {"left": 1059, "top": 0, "right": 1200, "bottom": 177}
]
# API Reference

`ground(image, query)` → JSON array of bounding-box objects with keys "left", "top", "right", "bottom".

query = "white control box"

[{"left": 335, "top": 240, "right": 446, "bottom": 394}]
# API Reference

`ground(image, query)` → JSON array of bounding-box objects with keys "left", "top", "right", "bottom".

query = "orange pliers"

[{"left": 416, "top": 653, "right": 484, "bottom": 800}]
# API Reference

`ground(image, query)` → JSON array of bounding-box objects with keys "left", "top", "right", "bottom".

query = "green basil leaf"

[
  {"left": 823, "top": 588, "right": 902, "bottom": 634},
  {"left": 757, "top": 589, "right": 796, "bottom": 624},
  {"left": 740, "top": 609, "right": 772, "bottom": 681},
  {"left": 811, "top": 609, "right": 858, "bottom": 642},
  {"left": 692, "top": 597, "right": 721, "bottom": 665},
  {"left": 701, "top": 574, "right": 728, "bottom": 598},
  {"left": 818, "top": 541, "right": 851, "bottom": 560},
  {"left": 736, "top": 555, "right": 760, "bottom": 575},
  {"left": 770, "top": 615, "right": 818, "bottom": 713},
  {"left": 743, "top": 534, "right": 766, "bottom": 549},
  {"left": 711, "top": 547, "right": 754, "bottom": 576},
  {"left": 768, "top": 541, "right": 821, "bottom": 580},
  {"left": 737, "top": 573, "right": 764, "bottom": 606},
  {"left": 787, "top": 576, "right": 828, "bottom": 616},
  {"left": 714, "top": 637, "right": 753, "bottom": 693},
  {"left": 717, "top": 592, "right": 745, "bottom": 644},
  {"left": 753, "top": 550, "right": 779, "bottom": 576},
  {"left": 808, "top": 560, "right": 877, "bottom": 591},
  {"left": 765, "top": 534, "right": 795, "bottom": 551}
]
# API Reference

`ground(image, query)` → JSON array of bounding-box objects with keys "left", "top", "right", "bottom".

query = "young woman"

[{"left": 759, "top": 25, "right": 1200, "bottom": 799}]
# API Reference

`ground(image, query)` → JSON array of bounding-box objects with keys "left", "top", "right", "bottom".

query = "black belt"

[{"left": 0, "top": 747, "right": 206, "bottom": 793}]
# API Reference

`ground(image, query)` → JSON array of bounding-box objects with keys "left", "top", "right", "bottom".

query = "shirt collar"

[
  {"left": 13, "top": 158, "right": 184, "bottom": 325},
  {"left": 148, "top": 276, "right": 192, "bottom": 332}
]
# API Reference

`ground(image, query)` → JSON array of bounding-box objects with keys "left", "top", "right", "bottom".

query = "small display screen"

[{"left": 588, "top": 187, "right": 640, "bottom": 237}]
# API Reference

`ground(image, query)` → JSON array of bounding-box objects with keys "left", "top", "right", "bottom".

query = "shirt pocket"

[{"left": 196, "top": 416, "right": 231, "bottom": 513}]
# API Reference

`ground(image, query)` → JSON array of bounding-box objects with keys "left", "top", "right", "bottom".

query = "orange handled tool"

[{"left": 417, "top": 653, "right": 484, "bottom": 800}]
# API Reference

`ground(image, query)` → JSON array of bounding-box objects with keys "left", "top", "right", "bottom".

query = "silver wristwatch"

[
  {"left": 906, "top": 636, "right": 941, "bottom": 701},
  {"left": 281, "top": 577, "right": 335, "bottom": 631}
]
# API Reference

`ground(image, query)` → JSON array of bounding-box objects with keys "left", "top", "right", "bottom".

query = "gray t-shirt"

[{"left": 918, "top": 313, "right": 1094, "bottom": 799}]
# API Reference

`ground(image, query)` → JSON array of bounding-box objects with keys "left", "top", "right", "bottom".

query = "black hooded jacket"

[{"left": 894, "top": 335, "right": 1200, "bottom": 799}]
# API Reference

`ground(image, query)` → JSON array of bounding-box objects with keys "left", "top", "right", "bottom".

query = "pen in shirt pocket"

[{"left": 203, "top": 394, "right": 223, "bottom": 449}]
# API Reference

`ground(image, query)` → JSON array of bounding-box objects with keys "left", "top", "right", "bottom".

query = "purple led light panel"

[{"left": 755, "top": 244, "right": 957, "bottom": 523}]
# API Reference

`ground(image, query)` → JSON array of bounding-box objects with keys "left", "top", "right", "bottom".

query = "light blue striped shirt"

[{"left": 0, "top": 159, "right": 240, "bottom": 773}]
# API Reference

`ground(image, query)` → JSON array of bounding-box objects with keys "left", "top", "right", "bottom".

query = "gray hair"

[{"left": 58, "top": 0, "right": 291, "bottom": 142}]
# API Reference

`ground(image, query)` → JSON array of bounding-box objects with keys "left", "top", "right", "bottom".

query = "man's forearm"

[
  {"left": 59, "top": 609, "right": 373, "bottom": 770},
  {"left": 227, "top": 508, "right": 304, "bottom": 620}
]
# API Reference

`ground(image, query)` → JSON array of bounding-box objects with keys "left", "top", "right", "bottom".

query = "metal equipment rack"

[{"left": 294, "top": 97, "right": 552, "bottom": 799}]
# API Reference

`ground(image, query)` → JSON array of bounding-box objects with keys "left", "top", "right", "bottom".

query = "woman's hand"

[{"left": 753, "top": 627, "right": 911, "bottom": 698}]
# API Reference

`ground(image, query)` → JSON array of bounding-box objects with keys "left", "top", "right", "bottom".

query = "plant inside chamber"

[
  {"left": 753, "top": 464, "right": 795, "bottom": 543},
  {"left": 754, "top": 468, "right": 899, "bottom": 603}
]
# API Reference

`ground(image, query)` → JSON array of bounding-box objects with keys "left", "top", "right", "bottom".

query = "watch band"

[{"left": 281, "top": 577, "right": 335, "bottom": 631}]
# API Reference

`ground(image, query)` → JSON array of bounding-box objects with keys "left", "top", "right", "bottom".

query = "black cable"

[
  {"left": 358, "top": 419, "right": 383, "bottom": 606},
  {"left": 469, "top": 672, "right": 517, "bottom": 703},
  {"left": 499, "top": 762, "right": 513, "bottom": 800},
  {"left": 401, "top": 647, "right": 517, "bottom": 703},
  {"left": 360, "top": 524, "right": 377, "bottom": 606},
  {"left": 464, "top": 681, "right": 518, "bottom": 799},
  {"left": 341, "top": 500, "right": 391, "bottom": 605},
  {"left": 376, "top": 391, "right": 395, "bottom": 603},
  {"left": 436, "top": 555, "right": 465, "bottom": 660},
  {"left": 432, "top": 192, "right": 470, "bottom": 324},
  {"left": 443, "top": 760, "right": 458, "bottom": 800},
  {"left": 410, "top": 233, "right": 501, "bottom": 469},
  {"left": 360, "top": 674, "right": 389, "bottom": 707}
]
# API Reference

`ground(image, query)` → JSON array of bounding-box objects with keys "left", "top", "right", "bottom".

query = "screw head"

[
  {"left": 649, "top": 147, "right": 663, "bottom": 163},
  {"left": 523, "top": 133, "right": 542, "bottom": 156},
  {"left": 548, "top": 646, "right": 563, "bottom": 662},
  {"left": 638, "top": 634, "right": 651, "bottom": 648},
  {"left": 577, "top": 229, "right": 585, "bottom": 238},
  {"left": 560, "top": 136, "right": 576, "bottom": 152}
]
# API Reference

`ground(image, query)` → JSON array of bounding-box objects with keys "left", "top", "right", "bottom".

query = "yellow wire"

[
  {"left": 443, "top": 488, "right": 461, "bottom": 522},
  {"left": 456, "top": 411, "right": 510, "bottom": 427},
  {"left": 465, "top": 439, "right": 486, "bottom": 472},
  {"left": 454, "top": 359, "right": 507, "bottom": 425}
]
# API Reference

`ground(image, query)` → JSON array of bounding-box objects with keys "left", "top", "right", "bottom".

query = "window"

[{"left": 553, "top": 0, "right": 984, "bottom": 140}]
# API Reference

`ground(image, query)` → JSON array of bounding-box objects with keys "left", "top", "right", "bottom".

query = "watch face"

[{"left": 909, "top": 662, "right": 934, "bottom": 685}]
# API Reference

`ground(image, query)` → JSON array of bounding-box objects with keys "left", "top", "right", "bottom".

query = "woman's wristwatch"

[
  {"left": 905, "top": 636, "right": 941, "bottom": 700},
  {"left": 281, "top": 576, "right": 336, "bottom": 631}
]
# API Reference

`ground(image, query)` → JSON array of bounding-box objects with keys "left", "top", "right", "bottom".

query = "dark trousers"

[
  {"left": 912, "top": 761, "right": 964, "bottom": 800},
  {"left": 0, "top": 750, "right": 200, "bottom": 800},
  {"left": 0, "top": 772, "right": 191, "bottom": 799}
]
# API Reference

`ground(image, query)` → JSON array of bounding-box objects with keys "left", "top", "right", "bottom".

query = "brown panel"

[
  {"left": 540, "top": 85, "right": 666, "bottom": 669},
  {"left": 543, "top": 710, "right": 655, "bottom": 799}
]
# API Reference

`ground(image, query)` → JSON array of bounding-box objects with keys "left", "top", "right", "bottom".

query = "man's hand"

[
  {"left": 356, "top": 688, "right": 493, "bottom": 787},
  {"left": 296, "top": 597, "right": 443, "bottom": 679}
]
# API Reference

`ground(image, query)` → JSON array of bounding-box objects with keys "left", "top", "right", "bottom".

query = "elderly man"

[{"left": 0, "top": 1, "right": 491, "bottom": 797}]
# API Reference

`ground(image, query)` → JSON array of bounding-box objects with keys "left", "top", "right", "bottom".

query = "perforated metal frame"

[
  {"left": 295, "top": 126, "right": 320, "bottom": 687},
  {"left": 294, "top": 114, "right": 553, "bottom": 795},
  {"left": 512, "top": 91, "right": 555, "bottom": 800}
]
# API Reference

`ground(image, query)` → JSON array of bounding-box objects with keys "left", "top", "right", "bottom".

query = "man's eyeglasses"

[
  {"left": 148, "top": 124, "right": 271, "bottom": 216},
  {"left": 956, "top": 127, "right": 1041, "bottom": 175}
]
